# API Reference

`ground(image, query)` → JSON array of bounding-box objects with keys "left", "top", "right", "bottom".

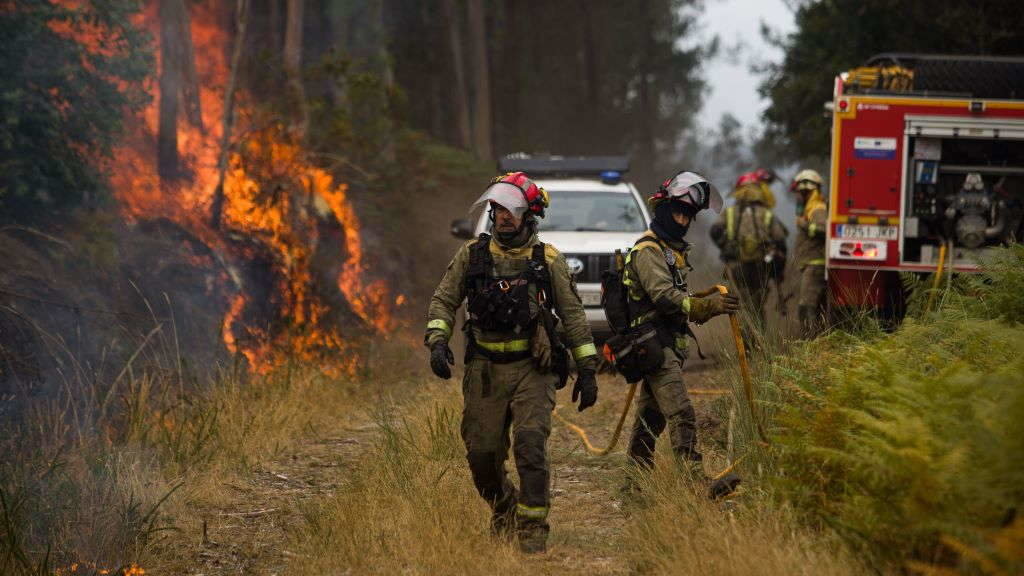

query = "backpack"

[
  {"left": 727, "top": 204, "right": 775, "bottom": 263},
  {"left": 599, "top": 237, "right": 680, "bottom": 382}
]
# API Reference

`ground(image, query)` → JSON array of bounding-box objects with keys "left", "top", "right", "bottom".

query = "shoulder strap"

[
  {"left": 465, "top": 234, "right": 493, "bottom": 296},
  {"left": 530, "top": 242, "right": 555, "bottom": 308},
  {"left": 632, "top": 235, "right": 678, "bottom": 277}
]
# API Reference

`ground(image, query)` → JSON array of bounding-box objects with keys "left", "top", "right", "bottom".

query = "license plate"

[
  {"left": 580, "top": 291, "right": 602, "bottom": 307},
  {"left": 836, "top": 224, "right": 898, "bottom": 240}
]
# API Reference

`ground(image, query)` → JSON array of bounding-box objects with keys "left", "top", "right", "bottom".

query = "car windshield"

[{"left": 537, "top": 191, "right": 647, "bottom": 232}]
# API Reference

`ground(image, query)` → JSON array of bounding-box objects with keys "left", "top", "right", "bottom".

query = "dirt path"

[
  {"left": 179, "top": 355, "right": 730, "bottom": 575},
  {"left": 532, "top": 354, "right": 729, "bottom": 575}
]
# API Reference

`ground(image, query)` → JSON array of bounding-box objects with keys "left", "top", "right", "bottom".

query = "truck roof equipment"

[{"left": 845, "top": 53, "right": 1024, "bottom": 99}]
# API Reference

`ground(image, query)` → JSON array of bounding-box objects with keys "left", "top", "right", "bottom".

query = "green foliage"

[
  {"left": 760, "top": 0, "right": 1024, "bottom": 159},
  {"left": 0, "top": 0, "right": 151, "bottom": 223},
  {"left": 765, "top": 251, "right": 1024, "bottom": 570},
  {"left": 969, "top": 244, "right": 1024, "bottom": 325}
]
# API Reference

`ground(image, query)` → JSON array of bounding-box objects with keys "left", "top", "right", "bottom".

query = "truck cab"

[{"left": 451, "top": 155, "right": 649, "bottom": 339}]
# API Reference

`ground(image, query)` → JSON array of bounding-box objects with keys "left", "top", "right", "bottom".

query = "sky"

[{"left": 696, "top": 0, "right": 796, "bottom": 131}]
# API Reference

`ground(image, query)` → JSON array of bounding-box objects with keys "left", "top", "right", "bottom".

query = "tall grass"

[
  {"left": 0, "top": 307, "right": 403, "bottom": 574},
  {"left": 288, "top": 388, "right": 530, "bottom": 575},
  {"left": 621, "top": 459, "right": 864, "bottom": 576}
]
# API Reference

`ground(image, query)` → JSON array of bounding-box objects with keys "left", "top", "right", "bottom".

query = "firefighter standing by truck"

[
  {"left": 616, "top": 172, "right": 740, "bottom": 492},
  {"left": 425, "top": 172, "right": 599, "bottom": 554},
  {"left": 709, "top": 178, "right": 788, "bottom": 327},
  {"left": 791, "top": 169, "right": 828, "bottom": 338}
]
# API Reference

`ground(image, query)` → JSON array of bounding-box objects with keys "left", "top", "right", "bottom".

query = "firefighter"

[
  {"left": 623, "top": 171, "right": 740, "bottom": 493},
  {"left": 709, "top": 180, "right": 788, "bottom": 328},
  {"left": 791, "top": 169, "right": 828, "bottom": 338},
  {"left": 425, "top": 172, "right": 599, "bottom": 554}
]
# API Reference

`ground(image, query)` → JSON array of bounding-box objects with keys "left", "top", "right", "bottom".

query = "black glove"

[
  {"left": 429, "top": 341, "right": 455, "bottom": 380},
  {"left": 572, "top": 369, "right": 598, "bottom": 412},
  {"left": 707, "top": 292, "right": 740, "bottom": 317}
]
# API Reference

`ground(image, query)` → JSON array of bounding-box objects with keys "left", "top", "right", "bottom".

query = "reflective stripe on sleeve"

[
  {"left": 516, "top": 503, "right": 549, "bottom": 520},
  {"left": 475, "top": 339, "right": 530, "bottom": 353},
  {"left": 572, "top": 343, "right": 598, "bottom": 360},
  {"left": 808, "top": 222, "right": 817, "bottom": 237},
  {"left": 681, "top": 296, "right": 691, "bottom": 314},
  {"left": 806, "top": 258, "right": 826, "bottom": 266},
  {"left": 426, "top": 319, "right": 452, "bottom": 338}
]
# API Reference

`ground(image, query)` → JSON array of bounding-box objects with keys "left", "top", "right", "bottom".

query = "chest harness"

[
  {"left": 464, "top": 233, "right": 556, "bottom": 363},
  {"left": 624, "top": 235, "right": 705, "bottom": 358}
]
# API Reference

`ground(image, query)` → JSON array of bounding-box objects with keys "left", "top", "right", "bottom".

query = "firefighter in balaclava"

[
  {"left": 425, "top": 172, "right": 599, "bottom": 554},
  {"left": 709, "top": 177, "right": 788, "bottom": 328},
  {"left": 791, "top": 169, "right": 827, "bottom": 338},
  {"left": 623, "top": 171, "right": 740, "bottom": 494}
]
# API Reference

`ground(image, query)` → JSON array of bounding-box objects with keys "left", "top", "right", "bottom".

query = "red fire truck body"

[{"left": 826, "top": 55, "right": 1024, "bottom": 312}]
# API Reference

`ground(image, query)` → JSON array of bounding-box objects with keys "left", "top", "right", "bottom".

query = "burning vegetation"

[{"left": 106, "top": 0, "right": 398, "bottom": 375}]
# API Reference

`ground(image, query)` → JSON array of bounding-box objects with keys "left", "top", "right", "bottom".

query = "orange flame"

[{"left": 102, "top": 0, "right": 394, "bottom": 375}]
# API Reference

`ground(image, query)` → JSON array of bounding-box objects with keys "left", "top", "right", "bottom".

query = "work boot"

[
  {"left": 516, "top": 520, "right": 549, "bottom": 554},
  {"left": 708, "top": 472, "right": 741, "bottom": 500}
]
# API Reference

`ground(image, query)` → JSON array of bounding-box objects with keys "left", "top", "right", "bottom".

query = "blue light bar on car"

[{"left": 600, "top": 170, "right": 622, "bottom": 184}]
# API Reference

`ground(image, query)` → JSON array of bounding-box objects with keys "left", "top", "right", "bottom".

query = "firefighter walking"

[
  {"left": 710, "top": 177, "right": 788, "bottom": 328},
  {"left": 622, "top": 171, "right": 740, "bottom": 493},
  {"left": 425, "top": 172, "right": 599, "bottom": 554},
  {"left": 792, "top": 169, "right": 828, "bottom": 338}
]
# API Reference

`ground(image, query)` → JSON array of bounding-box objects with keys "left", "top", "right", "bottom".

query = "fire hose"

[
  {"left": 925, "top": 240, "right": 950, "bottom": 314},
  {"left": 553, "top": 284, "right": 768, "bottom": 458}
]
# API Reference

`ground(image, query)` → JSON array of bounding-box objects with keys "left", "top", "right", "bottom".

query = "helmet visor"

[
  {"left": 664, "top": 172, "right": 723, "bottom": 214},
  {"left": 472, "top": 182, "right": 529, "bottom": 219}
]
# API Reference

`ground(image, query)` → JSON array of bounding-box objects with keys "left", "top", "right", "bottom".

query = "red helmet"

[
  {"left": 735, "top": 171, "right": 761, "bottom": 188},
  {"left": 474, "top": 171, "right": 549, "bottom": 219},
  {"left": 735, "top": 168, "right": 777, "bottom": 189}
]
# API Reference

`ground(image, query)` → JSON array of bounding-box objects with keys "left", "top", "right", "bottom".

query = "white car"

[{"left": 452, "top": 169, "right": 650, "bottom": 339}]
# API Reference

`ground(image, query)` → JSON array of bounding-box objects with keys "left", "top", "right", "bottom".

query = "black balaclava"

[{"left": 651, "top": 199, "right": 695, "bottom": 242}]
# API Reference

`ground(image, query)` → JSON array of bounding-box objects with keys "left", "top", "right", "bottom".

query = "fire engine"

[{"left": 826, "top": 54, "right": 1024, "bottom": 318}]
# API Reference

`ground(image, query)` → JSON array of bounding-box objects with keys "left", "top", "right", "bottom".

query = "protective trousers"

[
  {"left": 627, "top": 348, "right": 700, "bottom": 467},
  {"left": 798, "top": 264, "right": 827, "bottom": 338},
  {"left": 461, "top": 355, "right": 556, "bottom": 542}
]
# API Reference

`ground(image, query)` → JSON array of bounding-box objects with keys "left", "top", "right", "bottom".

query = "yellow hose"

[
  {"left": 925, "top": 242, "right": 948, "bottom": 313},
  {"left": 553, "top": 380, "right": 638, "bottom": 456},
  {"left": 714, "top": 284, "right": 769, "bottom": 443}
]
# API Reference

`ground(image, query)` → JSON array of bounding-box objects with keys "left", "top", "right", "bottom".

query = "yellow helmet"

[{"left": 791, "top": 169, "right": 824, "bottom": 192}]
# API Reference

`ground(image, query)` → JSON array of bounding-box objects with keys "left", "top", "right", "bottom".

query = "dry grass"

[
  {"left": 621, "top": 459, "right": 865, "bottom": 576},
  {"left": 288, "top": 385, "right": 531, "bottom": 575}
]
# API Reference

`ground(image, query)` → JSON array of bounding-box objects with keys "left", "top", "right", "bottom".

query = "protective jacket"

[
  {"left": 795, "top": 190, "right": 827, "bottom": 269},
  {"left": 710, "top": 202, "right": 788, "bottom": 263},
  {"left": 425, "top": 232, "right": 598, "bottom": 371},
  {"left": 622, "top": 231, "right": 717, "bottom": 355}
]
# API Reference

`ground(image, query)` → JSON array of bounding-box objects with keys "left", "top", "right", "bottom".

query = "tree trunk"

[
  {"left": 466, "top": 0, "right": 492, "bottom": 160},
  {"left": 158, "top": 0, "right": 184, "bottom": 181},
  {"left": 284, "top": 0, "right": 308, "bottom": 138},
  {"left": 178, "top": 1, "right": 202, "bottom": 132},
  {"left": 442, "top": 0, "right": 471, "bottom": 150},
  {"left": 210, "top": 0, "right": 249, "bottom": 229}
]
